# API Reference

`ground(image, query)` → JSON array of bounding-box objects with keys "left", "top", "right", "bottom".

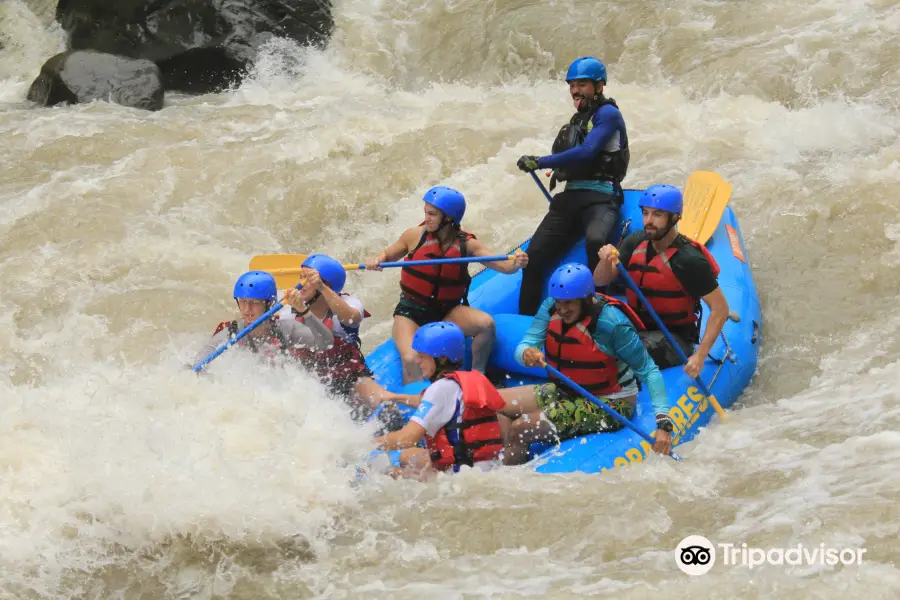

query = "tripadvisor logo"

[
  {"left": 676, "top": 535, "right": 716, "bottom": 575},
  {"left": 675, "top": 535, "right": 867, "bottom": 575}
]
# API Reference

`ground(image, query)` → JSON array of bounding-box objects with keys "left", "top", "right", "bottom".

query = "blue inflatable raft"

[{"left": 364, "top": 188, "right": 762, "bottom": 474}]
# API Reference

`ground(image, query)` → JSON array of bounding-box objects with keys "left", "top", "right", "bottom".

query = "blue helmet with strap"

[
  {"left": 548, "top": 263, "right": 595, "bottom": 300},
  {"left": 566, "top": 57, "right": 607, "bottom": 83},
  {"left": 302, "top": 253, "right": 347, "bottom": 293},
  {"left": 412, "top": 321, "right": 466, "bottom": 363},
  {"left": 638, "top": 184, "right": 683, "bottom": 215},
  {"left": 424, "top": 185, "right": 466, "bottom": 224},
  {"left": 233, "top": 271, "right": 277, "bottom": 302}
]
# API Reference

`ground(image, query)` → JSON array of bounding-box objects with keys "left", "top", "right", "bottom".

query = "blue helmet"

[
  {"left": 233, "top": 271, "right": 277, "bottom": 302},
  {"left": 566, "top": 57, "right": 607, "bottom": 83},
  {"left": 302, "top": 253, "right": 347, "bottom": 293},
  {"left": 548, "top": 263, "right": 595, "bottom": 300},
  {"left": 424, "top": 185, "right": 466, "bottom": 224},
  {"left": 412, "top": 321, "right": 466, "bottom": 363},
  {"left": 638, "top": 184, "right": 683, "bottom": 215}
]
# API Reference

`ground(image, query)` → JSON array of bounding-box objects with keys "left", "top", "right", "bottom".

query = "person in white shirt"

[{"left": 369, "top": 321, "right": 508, "bottom": 479}]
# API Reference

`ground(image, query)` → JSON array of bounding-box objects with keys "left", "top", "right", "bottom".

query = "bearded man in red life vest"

[
  {"left": 193, "top": 271, "right": 333, "bottom": 367},
  {"left": 497, "top": 263, "right": 676, "bottom": 466},
  {"left": 364, "top": 186, "right": 528, "bottom": 385},
  {"left": 593, "top": 184, "right": 729, "bottom": 379},
  {"left": 369, "top": 321, "right": 509, "bottom": 480}
]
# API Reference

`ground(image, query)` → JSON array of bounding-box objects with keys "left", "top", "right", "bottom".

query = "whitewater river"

[{"left": 2, "top": 0, "right": 899, "bottom": 597}]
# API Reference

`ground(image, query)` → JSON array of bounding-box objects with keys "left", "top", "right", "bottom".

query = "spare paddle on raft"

[
  {"left": 250, "top": 254, "right": 518, "bottom": 290},
  {"left": 191, "top": 281, "right": 305, "bottom": 373},
  {"left": 540, "top": 361, "right": 682, "bottom": 462},
  {"left": 677, "top": 170, "right": 733, "bottom": 245},
  {"left": 528, "top": 171, "right": 729, "bottom": 422}
]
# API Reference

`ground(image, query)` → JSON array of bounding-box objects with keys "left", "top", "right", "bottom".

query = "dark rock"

[
  {"left": 27, "top": 50, "right": 164, "bottom": 111},
  {"left": 55, "top": 0, "right": 335, "bottom": 94}
]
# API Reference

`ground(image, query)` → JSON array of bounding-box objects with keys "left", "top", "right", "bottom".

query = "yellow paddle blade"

[
  {"left": 249, "top": 254, "right": 308, "bottom": 289},
  {"left": 679, "top": 171, "right": 732, "bottom": 245},
  {"left": 698, "top": 179, "right": 732, "bottom": 244},
  {"left": 249, "top": 254, "right": 363, "bottom": 289}
]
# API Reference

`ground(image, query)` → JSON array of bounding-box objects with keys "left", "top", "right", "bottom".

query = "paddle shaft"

[
  {"left": 614, "top": 263, "right": 728, "bottom": 420},
  {"left": 191, "top": 283, "right": 302, "bottom": 372},
  {"left": 530, "top": 171, "right": 554, "bottom": 203},
  {"left": 543, "top": 363, "right": 682, "bottom": 461},
  {"left": 372, "top": 255, "right": 511, "bottom": 268},
  {"left": 263, "top": 255, "right": 514, "bottom": 277}
]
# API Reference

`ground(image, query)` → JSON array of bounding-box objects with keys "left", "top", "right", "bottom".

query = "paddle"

[
  {"left": 250, "top": 254, "right": 333, "bottom": 290},
  {"left": 191, "top": 282, "right": 303, "bottom": 372},
  {"left": 530, "top": 171, "right": 555, "bottom": 203},
  {"left": 529, "top": 172, "right": 728, "bottom": 422},
  {"left": 678, "top": 170, "right": 732, "bottom": 245},
  {"left": 614, "top": 262, "right": 728, "bottom": 421},
  {"left": 250, "top": 254, "right": 517, "bottom": 290},
  {"left": 541, "top": 361, "right": 682, "bottom": 462}
]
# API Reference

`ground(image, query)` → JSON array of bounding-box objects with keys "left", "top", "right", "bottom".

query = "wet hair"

[
  {"left": 437, "top": 213, "right": 461, "bottom": 234},
  {"left": 430, "top": 357, "right": 463, "bottom": 381}
]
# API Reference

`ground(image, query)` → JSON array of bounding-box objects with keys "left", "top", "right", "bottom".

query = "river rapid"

[{"left": 2, "top": 0, "right": 900, "bottom": 597}]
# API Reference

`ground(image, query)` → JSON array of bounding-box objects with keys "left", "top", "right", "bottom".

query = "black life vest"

[{"left": 550, "top": 97, "right": 629, "bottom": 185}]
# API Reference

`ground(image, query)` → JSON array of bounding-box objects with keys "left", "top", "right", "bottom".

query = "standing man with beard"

[
  {"left": 593, "top": 184, "right": 729, "bottom": 378},
  {"left": 516, "top": 56, "right": 629, "bottom": 316}
]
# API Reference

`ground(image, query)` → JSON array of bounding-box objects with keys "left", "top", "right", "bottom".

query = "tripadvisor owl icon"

[{"left": 676, "top": 535, "right": 716, "bottom": 575}]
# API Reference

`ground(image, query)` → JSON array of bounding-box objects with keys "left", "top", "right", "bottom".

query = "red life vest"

[
  {"left": 426, "top": 371, "right": 506, "bottom": 470},
  {"left": 399, "top": 227, "right": 476, "bottom": 306},
  {"left": 292, "top": 312, "right": 371, "bottom": 395},
  {"left": 625, "top": 235, "right": 721, "bottom": 327},
  {"left": 213, "top": 317, "right": 295, "bottom": 360},
  {"left": 544, "top": 294, "right": 645, "bottom": 396}
]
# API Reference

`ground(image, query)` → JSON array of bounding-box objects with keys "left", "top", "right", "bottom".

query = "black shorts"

[
  {"left": 392, "top": 295, "right": 461, "bottom": 327},
  {"left": 638, "top": 330, "right": 695, "bottom": 370}
]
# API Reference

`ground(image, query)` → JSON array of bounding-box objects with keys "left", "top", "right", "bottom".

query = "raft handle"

[
  {"left": 709, "top": 330, "right": 736, "bottom": 365},
  {"left": 751, "top": 320, "right": 759, "bottom": 344}
]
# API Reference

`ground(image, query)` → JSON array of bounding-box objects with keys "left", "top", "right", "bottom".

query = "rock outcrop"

[
  {"left": 27, "top": 50, "right": 164, "bottom": 111},
  {"left": 54, "top": 0, "right": 335, "bottom": 94}
]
